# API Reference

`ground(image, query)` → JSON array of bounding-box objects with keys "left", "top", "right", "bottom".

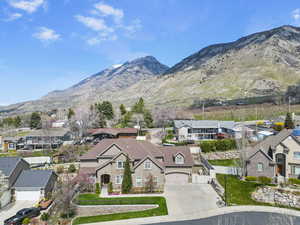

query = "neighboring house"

[
  {"left": 174, "top": 120, "right": 236, "bottom": 141},
  {"left": 0, "top": 157, "right": 30, "bottom": 188},
  {"left": 0, "top": 136, "right": 18, "bottom": 152},
  {"left": 80, "top": 139, "right": 194, "bottom": 191},
  {"left": 89, "top": 128, "right": 138, "bottom": 141},
  {"left": 13, "top": 170, "right": 57, "bottom": 201},
  {"left": 246, "top": 128, "right": 300, "bottom": 180},
  {"left": 52, "top": 120, "right": 67, "bottom": 128},
  {"left": 17, "top": 128, "right": 73, "bottom": 150}
]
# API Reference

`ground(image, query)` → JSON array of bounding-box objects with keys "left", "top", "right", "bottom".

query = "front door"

[
  {"left": 101, "top": 174, "right": 110, "bottom": 184},
  {"left": 276, "top": 153, "right": 286, "bottom": 177}
]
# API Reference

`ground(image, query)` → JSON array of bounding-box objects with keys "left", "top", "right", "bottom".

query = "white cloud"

[
  {"left": 4, "top": 13, "right": 23, "bottom": 21},
  {"left": 75, "top": 2, "right": 142, "bottom": 45},
  {"left": 94, "top": 2, "right": 124, "bottom": 24},
  {"left": 9, "top": 0, "right": 45, "bottom": 13},
  {"left": 292, "top": 9, "right": 300, "bottom": 25},
  {"left": 33, "top": 27, "right": 60, "bottom": 42},
  {"left": 75, "top": 15, "right": 113, "bottom": 32}
]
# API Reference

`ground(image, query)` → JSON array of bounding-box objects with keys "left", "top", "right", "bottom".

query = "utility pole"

[{"left": 202, "top": 102, "right": 205, "bottom": 120}]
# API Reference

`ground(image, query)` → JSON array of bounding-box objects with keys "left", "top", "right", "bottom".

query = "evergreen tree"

[
  {"left": 133, "top": 98, "right": 145, "bottom": 113},
  {"left": 30, "top": 112, "right": 41, "bottom": 129},
  {"left": 144, "top": 110, "right": 154, "bottom": 128},
  {"left": 96, "top": 101, "right": 114, "bottom": 120},
  {"left": 120, "top": 104, "right": 127, "bottom": 116},
  {"left": 122, "top": 155, "right": 132, "bottom": 194},
  {"left": 67, "top": 108, "right": 75, "bottom": 120},
  {"left": 14, "top": 116, "right": 22, "bottom": 128},
  {"left": 284, "top": 112, "right": 295, "bottom": 129}
]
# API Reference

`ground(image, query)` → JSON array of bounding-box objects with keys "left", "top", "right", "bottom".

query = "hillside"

[{"left": 2, "top": 25, "right": 300, "bottom": 115}]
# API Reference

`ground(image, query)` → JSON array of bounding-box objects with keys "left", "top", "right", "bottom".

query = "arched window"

[{"left": 175, "top": 154, "right": 185, "bottom": 164}]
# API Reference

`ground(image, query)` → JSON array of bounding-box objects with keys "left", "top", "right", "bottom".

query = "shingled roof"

[
  {"left": 160, "top": 146, "right": 194, "bottom": 167},
  {"left": 246, "top": 129, "right": 294, "bottom": 159},
  {"left": 80, "top": 139, "right": 163, "bottom": 161},
  {"left": 0, "top": 157, "right": 28, "bottom": 177}
]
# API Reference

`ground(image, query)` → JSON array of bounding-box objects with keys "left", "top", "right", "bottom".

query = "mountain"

[
  {"left": 2, "top": 25, "right": 300, "bottom": 115},
  {"left": 110, "top": 25, "right": 300, "bottom": 107}
]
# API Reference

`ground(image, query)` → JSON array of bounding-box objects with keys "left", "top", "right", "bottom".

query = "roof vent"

[{"left": 292, "top": 127, "right": 300, "bottom": 136}]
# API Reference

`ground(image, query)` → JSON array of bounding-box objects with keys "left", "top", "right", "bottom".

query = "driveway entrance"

[
  {"left": 165, "top": 173, "right": 189, "bottom": 185},
  {"left": 164, "top": 184, "right": 219, "bottom": 217},
  {"left": 0, "top": 201, "right": 35, "bottom": 224}
]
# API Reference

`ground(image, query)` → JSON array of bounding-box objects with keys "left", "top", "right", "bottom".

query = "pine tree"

[
  {"left": 144, "top": 110, "right": 154, "bottom": 128},
  {"left": 14, "top": 116, "right": 22, "bottom": 128},
  {"left": 120, "top": 104, "right": 127, "bottom": 116},
  {"left": 133, "top": 98, "right": 145, "bottom": 113},
  {"left": 122, "top": 155, "right": 132, "bottom": 194},
  {"left": 30, "top": 112, "right": 41, "bottom": 129},
  {"left": 67, "top": 108, "right": 75, "bottom": 120},
  {"left": 284, "top": 112, "right": 295, "bottom": 129}
]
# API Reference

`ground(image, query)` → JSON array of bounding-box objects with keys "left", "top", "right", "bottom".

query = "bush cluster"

[
  {"left": 245, "top": 176, "right": 272, "bottom": 185},
  {"left": 288, "top": 178, "right": 300, "bottom": 185},
  {"left": 245, "top": 176, "right": 257, "bottom": 182},
  {"left": 95, "top": 183, "right": 100, "bottom": 195},
  {"left": 200, "top": 139, "right": 237, "bottom": 153}
]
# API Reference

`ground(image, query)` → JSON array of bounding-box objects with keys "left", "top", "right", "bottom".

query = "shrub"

[
  {"left": 288, "top": 178, "right": 300, "bottom": 185},
  {"left": 22, "top": 218, "right": 30, "bottom": 224},
  {"left": 108, "top": 182, "right": 113, "bottom": 194},
  {"left": 68, "top": 164, "right": 76, "bottom": 173},
  {"left": 95, "top": 183, "right": 100, "bottom": 195},
  {"left": 56, "top": 165, "right": 64, "bottom": 174},
  {"left": 41, "top": 212, "right": 49, "bottom": 221},
  {"left": 258, "top": 176, "right": 272, "bottom": 185},
  {"left": 200, "top": 139, "right": 236, "bottom": 153},
  {"left": 245, "top": 176, "right": 258, "bottom": 182}
]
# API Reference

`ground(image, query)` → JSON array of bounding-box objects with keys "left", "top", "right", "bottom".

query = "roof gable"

[
  {"left": 13, "top": 170, "right": 55, "bottom": 189},
  {"left": 133, "top": 155, "right": 164, "bottom": 171},
  {"left": 0, "top": 157, "right": 28, "bottom": 177}
]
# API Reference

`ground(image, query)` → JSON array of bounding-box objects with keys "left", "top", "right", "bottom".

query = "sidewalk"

[{"left": 83, "top": 205, "right": 300, "bottom": 225}]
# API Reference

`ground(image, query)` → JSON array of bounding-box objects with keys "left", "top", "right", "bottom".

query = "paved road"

[
  {"left": 164, "top": 184, "right": 219, "bottom": 217},
  {"left": 148, "top": 212, "right": 300, "bottom": 225},
  {"left": 0, "top": 201, "right": 35, "bottom": 224}
]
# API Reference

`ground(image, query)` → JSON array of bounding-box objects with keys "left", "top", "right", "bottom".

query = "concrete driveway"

[
  {"left": 164, "top": 184, "right": 219, "bottom": 217},
  {"left": 0, "top": 201, "right": 35, "bottom": 224}
]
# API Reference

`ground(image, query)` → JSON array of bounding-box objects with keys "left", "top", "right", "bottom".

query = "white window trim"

[
  {"left": 136, "top": 176, "right": 143, "bottom": 187},
  {"left": 175, "top": 154, "right": 185, "bottom": 164},
  {"left": 294, "top": 152, "right": 300, "bottom": 160},
  {"left": 115, "top": 175, "right": 123, "bottom": 184},
  {"left": 257, "top": 162, "right": 264, "bottom": 172},
  {"left": 116, "top": 161, "right": 124, "bottom": 169},
  {"left": 144, "top": 160, "right": 152, "bottom": 170}
]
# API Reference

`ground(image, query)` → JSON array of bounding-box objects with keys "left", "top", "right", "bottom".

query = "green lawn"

[
  {"left": 208, "top": 159, "right": 237, "bottom": 167},
  {"left": 216, "top": 174, "right": 271, "bottom": 206},
  {"left": 72, "top": 194, "right": 168, "bottom": 225}
]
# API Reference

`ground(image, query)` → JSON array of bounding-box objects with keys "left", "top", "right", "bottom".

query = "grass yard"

[
  {"left": 216, "top": 174, "right": 270, "bottom": 206},
  {"left": 72, "top": 194, "right": 168, "bottom": 225},
  {"left": 208, "top": 159, "right": 237, "bottom": 167}
]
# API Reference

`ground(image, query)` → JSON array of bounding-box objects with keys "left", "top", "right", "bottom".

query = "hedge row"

[{"left": 199, "top": 139, "right": 237, "bottom": 153}]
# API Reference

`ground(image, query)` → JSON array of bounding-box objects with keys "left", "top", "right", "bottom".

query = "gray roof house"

[
  {"left": 0, "top": 157, "right": 30, "bottom": 187},
  {"left": 246, "top": 128, "right": 300, "bottom": 180},
  {"left": 174, "top": 120, "right": 236, "bottom": 141},
  {"left": 13, "top": 170, "right": 57, "bottom": 201}
]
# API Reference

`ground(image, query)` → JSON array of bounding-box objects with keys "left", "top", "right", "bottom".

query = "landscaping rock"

[
  {"left": 77, "top": 205, "right": 158, "bottom": 217},
  {"left": 203, "top": 150, "right": 240, "bottom": 160},
  {"left": 252, "top": 186, "right": 300, "bottom": 208}
]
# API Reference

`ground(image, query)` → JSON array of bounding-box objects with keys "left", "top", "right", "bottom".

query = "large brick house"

[
  {"left": 246, "top": 128, "right": 300, "bottom": 180},
  {"left": 80, "top": 139, "right": 194, "bottom": 191}
]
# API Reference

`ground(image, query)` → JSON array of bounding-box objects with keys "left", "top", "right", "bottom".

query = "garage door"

[
  {"left": 165, "top": 173, "right": 189, "bottom": 185},
  {"left": 15, "top": 191, "right": 41, "bottom": 201}
]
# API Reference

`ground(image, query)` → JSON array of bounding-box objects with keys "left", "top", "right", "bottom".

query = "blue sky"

[{"left": 1, "top": 0, "right": 300, "bottom": 105}]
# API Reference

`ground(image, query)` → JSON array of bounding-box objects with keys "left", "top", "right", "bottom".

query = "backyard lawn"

[
  {"left": 208, "top": 159, "right": 237, "bottom": 167},
  {"left": 72, "top": 194, "right": 168, "bottom": 225}
]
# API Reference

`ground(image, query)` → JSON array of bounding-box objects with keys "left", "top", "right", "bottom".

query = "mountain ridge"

[{"left": 2, "top": 25, "right": 300, "bottom": 115}]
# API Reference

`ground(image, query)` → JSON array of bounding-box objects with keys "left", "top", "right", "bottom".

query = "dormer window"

[
  {"left": 175, "top": 154, "right": 185, "bottom": 164},
  {"left": 117, "top": 161, "right": 125, "bottom": 169}
]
